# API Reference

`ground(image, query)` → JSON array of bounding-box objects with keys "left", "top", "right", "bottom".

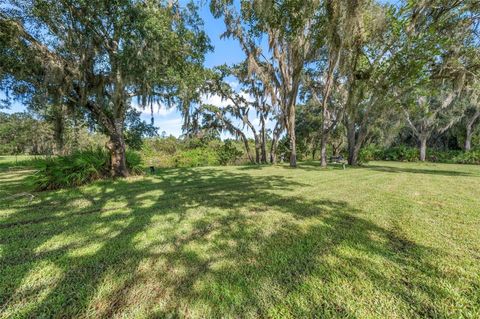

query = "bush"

[
  {"left": 359, "top": 145, "right": 383, "bottom": 163},
  {"left": 31, "top": 148, "right": 143, "bottom": 190},
  {"left": 425, "top": 149, "right": 480, "bottom": 164},
  {"left": 383, "top": 146, "right": 419, "bottom": 162},
  {"left": 141, "top": 137, "right": 251, "bottom": 168},
  {"left": 125, "top": 150, "right": 144, "bottom": 174},
  {"left": 172, "top": 148, "right": 219, "bottom": 167},
  {"left": 359, "top": 145, "right": 480, "bottom": 165},
  {"left": 217, "top": 140, "right": 243, "bottom": 165}
]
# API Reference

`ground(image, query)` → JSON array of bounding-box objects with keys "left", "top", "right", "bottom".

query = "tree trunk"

[
  {"left": 332, "top": 141, "right": 342, "bottom": 157},
  {"left": 347, "top": 119, "right": 356, "bottom": 165},
  {"left": 346, "top": 132, "right": 362, "bottom": 166},
  {"left": 354, "top": 144, "right": 363, "bottom": 165},
  {"left": 270, "top": 134, "right": 279, "bottom": 164},
  {"left": 320, "top": 131, "right": 328, "bottom": 168},
  {"left": 465, "top": 125, "right": 472, "bottom": 151},
  {"left": 270, "top": 145, "right": 277, "bottom": 164},
  {"left": 53, "top": 108, "right": 65, "bottom": 155},
  {"left": 287, "top": 110, "right": 297, "bottom": 167},
  {"left": 465, "top": 110, "right": 480, "bottom": 151},
  {"left": 419, "top": 136, "right": 427, "bottom": 162},
  {"left": 261, "top": 141, "right": 267, "bottom": 164},
  {"left": 241, "top": 137, "right": 255, "bottom": 164},
  {"left": 319, "top": 46, "right": 340, "bottom": 168},
  {"left": 106, "top": 132, "right": 129, "bottom": 177},
  {"left": 270, "top": 121, "right": 282, "bottom": 164},
  {"left": 254, "top": 136, "right": 260, "bottom": 164},
  {"left": 346, "top": 114, "right": 369, "bottom": 166},
  {"left": 288, "top": 127, "right": 297, "bottom": 167},
  {"left": 260, "top": 116, "right": 267, "bottom": 164},
  {"left": 72, "top": 112, "right": 80, "bottom": 152}
]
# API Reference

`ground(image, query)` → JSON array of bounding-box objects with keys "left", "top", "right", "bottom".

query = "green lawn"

[{"left": 1, "top": 160, "right": 479, "bottom": 318}]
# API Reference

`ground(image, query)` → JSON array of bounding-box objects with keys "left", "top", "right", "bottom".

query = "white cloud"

[
  {"left": 132, "top": 101, "right": 175, "bottom": 117},
  {"left": 239, "top": 92, "right": 255, "bottom": 103},
  {"left": 201, "top": 93, "right": 225, "bottom": 107}
]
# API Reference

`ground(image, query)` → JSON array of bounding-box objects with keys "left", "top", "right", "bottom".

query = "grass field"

[{"left": 1, "top": 158, "right": 479, "bottom": 318}]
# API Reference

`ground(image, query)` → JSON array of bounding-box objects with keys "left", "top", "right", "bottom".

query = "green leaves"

[{"left": 30, "top": 148, "right": 143, "bottom": 190}]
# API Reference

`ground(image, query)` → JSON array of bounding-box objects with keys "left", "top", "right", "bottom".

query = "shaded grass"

[
  {"left": 0, "top": 155, "right": 46, "bottom": 170},
  {"left": 0, "top": 160, "right": 479, "bottom": 318}
]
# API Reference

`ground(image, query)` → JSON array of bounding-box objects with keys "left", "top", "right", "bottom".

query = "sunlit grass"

[{"left": 1, "top": 160, "right": 479, "bottom": 318}]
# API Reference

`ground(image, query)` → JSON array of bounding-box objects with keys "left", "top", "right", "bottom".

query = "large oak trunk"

[
  {"left": 347, "top": 120, "right": 357, "bottom": 165},
  {"left": 346, "top": 117, "right": 366, "bottom": 166},
  {"left": 348, "top": 146, "right": 360, "bottom": 166},
  {"left": 106, "top": 133, "right": 129, "bottom": 178}
]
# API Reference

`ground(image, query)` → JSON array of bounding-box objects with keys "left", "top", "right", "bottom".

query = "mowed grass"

[{"left": 0, "top": 159, "right": 479, "bottom": 318}]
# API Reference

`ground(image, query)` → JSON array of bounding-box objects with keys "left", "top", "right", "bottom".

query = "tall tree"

[
  {"left": 242, "top": 72, "right": 272, "bottom": 164},
  {"left": 395, "top": 0, "right": 475, "bottom": 160},
  {"left": 202, "top": 67, "right": 258, "bottom": 163},
  {"left": 340, "top": 1, "right": 399, "bottom": 166},
  {"left": 0, "top": 0, "right": 209, "bottom": 176},
  {"left": 402, "top": 86, "right": 465, "bottom": 161},
  {"left": 211, "top": 0, "right": 320, "bottom": 167},
  {"left": 308, "top": 1, "right": 353, "bottom": 167}
]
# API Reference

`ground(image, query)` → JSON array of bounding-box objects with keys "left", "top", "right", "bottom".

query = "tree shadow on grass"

[
  {"left": 365, "top": 164, "right": 475, "bottom": 177},
  {"left": 237, "top": 161, "right": 348, "bottom": 172},
  {"left": 0, "top": 167, "right": 475, "bottom": 318}
]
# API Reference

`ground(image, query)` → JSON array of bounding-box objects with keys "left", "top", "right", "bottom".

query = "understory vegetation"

[
  {"left": 140, "top": 137, "right": 246, "bottom": 168},
  {"left": 30, "top": 148, "right": 143, "bottom": 191},
  {"left": 8, "top": 136, "right": 479, "bottom": 191},
  {"left": 1, "top": 158, "right": 479, "bottom": 318},
  {"left": 360, "top": 145, "right": 480, "bottom": 164}
]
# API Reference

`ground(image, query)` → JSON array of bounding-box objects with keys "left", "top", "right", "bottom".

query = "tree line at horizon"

[{"left": 1, "top": 0, "right": 480, "bottom": 176}]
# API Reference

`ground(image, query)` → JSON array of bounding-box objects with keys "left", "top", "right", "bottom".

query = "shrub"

[
  {"left": 383, "top": 146, "right": 419, "bottom": 162},
  {"left": 141, "top": 137, "right": 252, "bottom": 168},
  {"left": 125, "top": 150, "right": 144, "bottom": 174},
  {"left": 172, "top": 148, "right": 219, "bottom": 167},
  {"left": 359, "top": 145, "right": 479, "bottom": 165},
  {"left": 217, "top": 140, "right": 243, "bottom": 165},
  {"left": 31, "top": 148, "right": 143, "bottom": 190},
  {"left": 359, "top": 145, "right": 383, "bottom": 163},
  {"left": 450, "top": 150, "right": 480, "bottom": 164}
]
